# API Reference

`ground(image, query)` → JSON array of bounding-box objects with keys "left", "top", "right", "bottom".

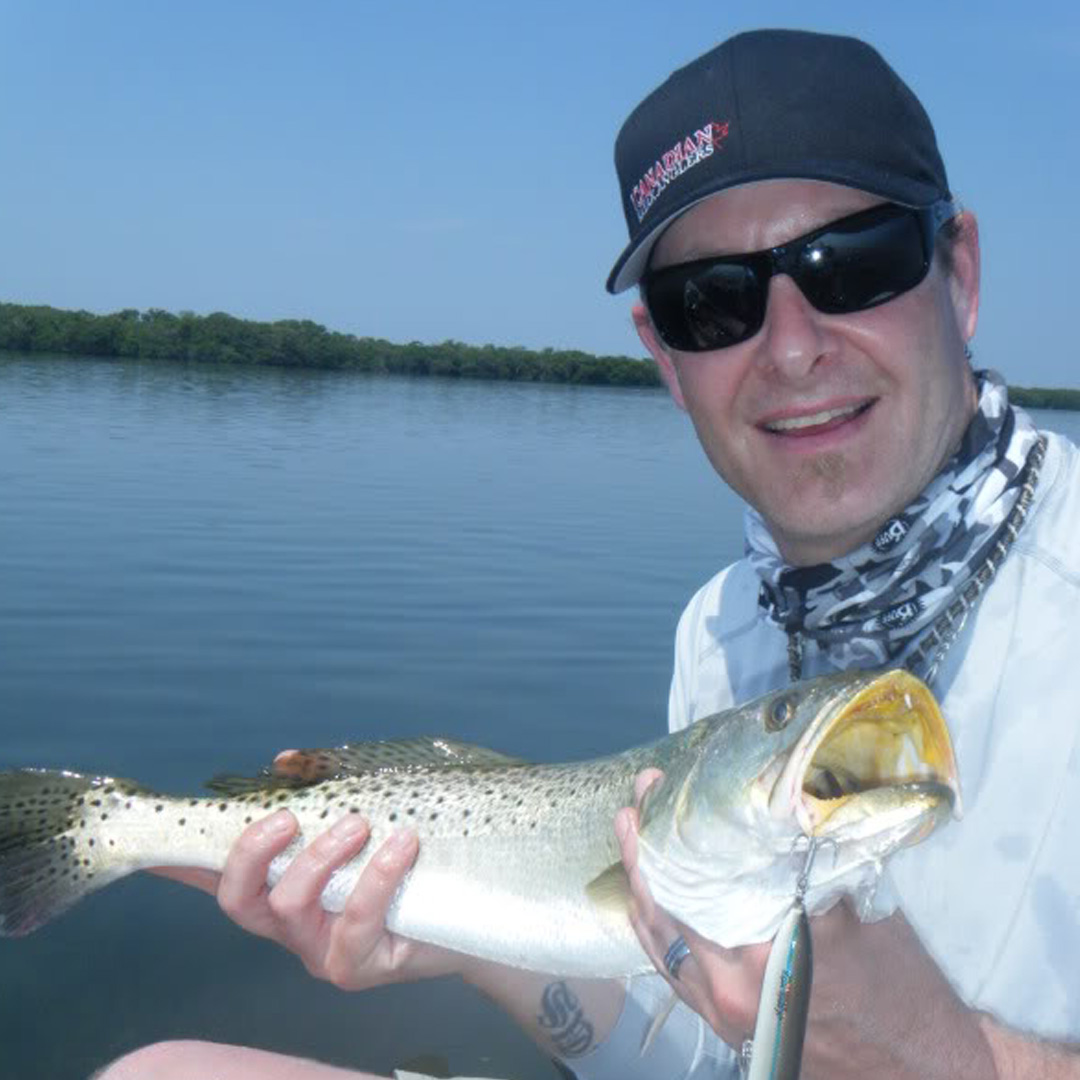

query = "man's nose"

[{"left": 757, "top": 274, "right": 829, "bottom": 378}]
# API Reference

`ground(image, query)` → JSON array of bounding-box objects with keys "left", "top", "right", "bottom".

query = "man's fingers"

[
  {"left": 322, "top": 829, "right": 420, "bottom": 988},
  {"left": 216, "top": 810, "right": 299, "bottom": 935},
  {"left": 266, "top": 815, "right": 372, "bottom": 932},
  {"left": 339, "top": 828, "right": 419, "bottom": 928}
]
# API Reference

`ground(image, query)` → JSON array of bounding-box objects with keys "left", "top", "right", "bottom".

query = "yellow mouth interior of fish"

[{"left": 800, "top": 673, "right": 957, "bottom": 822}]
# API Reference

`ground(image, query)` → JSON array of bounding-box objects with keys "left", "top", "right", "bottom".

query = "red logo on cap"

[{"left": 630, "top": 120, "right": 730, "bottom": 224}]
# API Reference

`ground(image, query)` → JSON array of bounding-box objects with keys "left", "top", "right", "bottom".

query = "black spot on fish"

[
  {"left": 430, "top": 813, "right": 438, "bottom": 821},
  {"left": 155, "top": 805, "right": 164, "bottom": 813},
  {"left": 320, "top": 809, "right": 329, "bottom": 820},
  {"left": 179, "top": 818, "right": 187, "bottom": 826},
  {"left": 389, "top": 813, "right": 397, "bottom": 822},
  {"left": 219, "top": 803, "right": 229, "bottom": 812}
]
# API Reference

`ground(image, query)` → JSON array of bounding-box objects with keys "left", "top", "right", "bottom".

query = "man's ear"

[
  {"left": 632, "top": 303, "right": 686, "bottom": 411},
  {"left": 946, "top": 211, "right": 980, "bottom": 345}
]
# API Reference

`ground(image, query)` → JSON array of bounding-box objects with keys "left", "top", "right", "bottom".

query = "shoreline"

[{"left": 2, "top": 302, "right": 1078, "bottom": 408}]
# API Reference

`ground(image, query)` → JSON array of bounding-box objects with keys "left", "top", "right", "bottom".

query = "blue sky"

[{"left": 1, "top": 1, "right": 1077, "bottom": 386}]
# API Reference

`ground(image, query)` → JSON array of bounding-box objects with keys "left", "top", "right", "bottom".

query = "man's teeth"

[{"left": 765, "top": 404, "right": 865, "bottom": 432}]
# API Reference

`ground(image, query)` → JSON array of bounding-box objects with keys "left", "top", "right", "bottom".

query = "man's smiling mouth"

[{"left": 762, "top": 401, "right": 875, "bottom": 435}]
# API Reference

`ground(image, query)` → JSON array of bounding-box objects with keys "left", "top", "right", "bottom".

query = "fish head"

[{"left": 636, "top": 669, "right": 959, "bottom": 946}]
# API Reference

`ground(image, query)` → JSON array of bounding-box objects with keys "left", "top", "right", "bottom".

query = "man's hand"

[
  {"left": 151, "top": 810, "right": 462, "bottom": 989},
  {"left": 615, "top": 778, "right": 1000, "bottom": 1080}
]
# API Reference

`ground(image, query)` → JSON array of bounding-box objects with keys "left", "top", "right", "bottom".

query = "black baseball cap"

[{"left": 607, "top": 29, "right": 951, "bottom": 293}]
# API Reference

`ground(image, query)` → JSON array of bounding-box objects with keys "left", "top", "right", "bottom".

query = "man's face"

[{"left": 635, "top": 180, "right": 980, "bottom": 566}]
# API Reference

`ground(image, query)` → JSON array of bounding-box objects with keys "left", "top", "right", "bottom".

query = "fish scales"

[{"left": 0, "top": 670, "right": 961, "bottom": 978}]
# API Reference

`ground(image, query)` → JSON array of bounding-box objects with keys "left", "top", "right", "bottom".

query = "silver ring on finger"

[{"left": 663, "top": 934, "right": 691, "bottom": 980}]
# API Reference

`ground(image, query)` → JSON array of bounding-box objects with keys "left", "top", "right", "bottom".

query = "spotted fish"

[{"left": 0, "top": 669, "right": 959, "bottom": 976}]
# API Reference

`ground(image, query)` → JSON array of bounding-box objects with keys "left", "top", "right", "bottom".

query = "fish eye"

[{"left": 767, "top": 694, "right": 796, "bottom": 731}]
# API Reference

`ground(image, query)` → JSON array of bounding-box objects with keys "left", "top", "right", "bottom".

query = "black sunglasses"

[{"left": 643, "top": 200, "right": 957, "bottom": 353}]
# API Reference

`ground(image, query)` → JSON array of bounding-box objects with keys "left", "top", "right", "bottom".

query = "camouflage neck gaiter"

[{"left": 745, "top": 370, "right": 1042, "bottom": 673}]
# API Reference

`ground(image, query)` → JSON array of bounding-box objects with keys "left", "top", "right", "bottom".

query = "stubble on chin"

[{"left": 800, "top": 451, "right": 848, "bottom": 499}]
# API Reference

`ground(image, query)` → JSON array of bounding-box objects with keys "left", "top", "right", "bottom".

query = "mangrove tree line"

[
  {"left": 2, "top": 302, "right": 1077, "bottom": 407},
  {"left": 0, "top": 303, "right": 662, "bottom": 388}
]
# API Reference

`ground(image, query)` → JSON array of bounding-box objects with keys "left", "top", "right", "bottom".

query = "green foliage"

[
  {"left": 0, "top": 303, "right": 663, "bottom": 389},
  {"left": 1009, "top": 385, "right": 1080, "bottom": 411}
]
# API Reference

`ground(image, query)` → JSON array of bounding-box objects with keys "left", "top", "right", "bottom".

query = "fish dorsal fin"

[
  {"left": 205, "top": 737, "right": 527, "bottom": 795},
  {"left": 584, "top": 861, "right": 633, "bottom": 917}
]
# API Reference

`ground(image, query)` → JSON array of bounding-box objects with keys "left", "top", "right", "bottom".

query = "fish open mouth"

[{"left": 795, "top": 670, "right": 960, "bottom": 835}]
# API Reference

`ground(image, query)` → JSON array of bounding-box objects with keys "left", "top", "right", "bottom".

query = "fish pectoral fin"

[
  {"left": 205, "top": 737, "right": 530, "bottom": 794},
  {"left": 584, "top": 862, "right": 632, "bottom": 916},
  {"left": 640, "top": 990, "right": 679, "bottom": 1056}
]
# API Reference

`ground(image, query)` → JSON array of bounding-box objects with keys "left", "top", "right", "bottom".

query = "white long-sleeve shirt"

[{"left": 576, "top": 428, "right": 1080, "bottom": 1078}]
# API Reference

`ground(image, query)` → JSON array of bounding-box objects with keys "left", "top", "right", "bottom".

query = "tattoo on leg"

[{"left": 537, "top": 980, "right": 595, "bottom": 1058}]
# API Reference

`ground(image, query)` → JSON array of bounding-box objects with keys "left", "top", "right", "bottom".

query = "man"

[{"left": 101, "top": 28, "right": 1079, "bottom": 1080}]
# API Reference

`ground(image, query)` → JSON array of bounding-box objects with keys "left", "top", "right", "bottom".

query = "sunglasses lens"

[
  {"left": 645, "top": 204, "right": 937, "bottom": 353},
  {"left": 797, "top": 209, "right": 929, "bottom": 314},
  {"left": 647, "top": 261, "right": 765, "bottom": 351}
]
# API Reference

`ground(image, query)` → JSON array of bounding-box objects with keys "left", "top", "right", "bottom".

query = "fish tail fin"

[{"left": 0, "top": 769, "right": 135, "bottom": 937}]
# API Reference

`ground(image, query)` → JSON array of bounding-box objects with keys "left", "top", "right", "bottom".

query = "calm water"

[
  {"left": 0, "top": 354, "right": 732, "bottom": 1080},
  {"left": 2, "top": 355, "right": 1078, "bottom": 1080}
]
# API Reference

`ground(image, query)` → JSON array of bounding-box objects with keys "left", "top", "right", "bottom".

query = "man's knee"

[
  {"left": 91, "top": 1039, "right": 389, "bottom": 1079},
  {"left": 91, "top": 1040, "right": 211, "bottom": 1080}
]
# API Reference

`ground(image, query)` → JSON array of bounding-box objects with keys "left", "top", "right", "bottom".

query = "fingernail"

[
  {"left": 330, "top": 815, "right": 368, "bottom": 841},
  {"left": 264, "top": 810, "right": 295, "bottom": 835},
  {"left": 374, "top": 828, "right": 417, "bottom": 869},
  {"left": 388, "top": 827, "right": 416, "bottom": 849}
]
